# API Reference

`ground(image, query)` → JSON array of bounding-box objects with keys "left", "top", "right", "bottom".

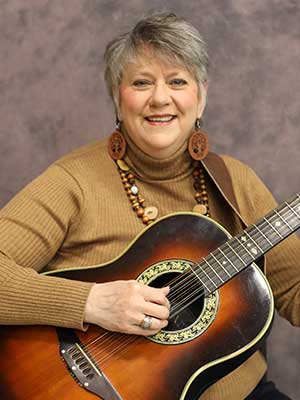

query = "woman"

[{"left": 0, "top": 12, "right": 299, "bottom": 400}]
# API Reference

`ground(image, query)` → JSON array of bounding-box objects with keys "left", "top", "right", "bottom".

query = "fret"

[
  {"left": 252, "top": 224, "right": 273, "bottom": 247},
  {"left": 235, "top": 234, "right": 257, "bottom": 260},
  {"left": 193, "top": 194, "right": 300, "bottom": 294},
  {"left": 285, "top": 200, "right": 300, "bottom": 220},
  {"left": 226, "top": 235, "right": 256, "bottom": 267},
  {"left": 263, "top": 217, "right": 283, "bottom": 239},
  {"left": 244, "top": 229, "right": 264, "bottom": 252},
  {"left": 225, "top": 242, "right": 247, "bottom": 269},
  {"left": 273, "top": 209, "right": 293, "bottom": 231},
  {"left": 277, "top": 202, "right": 299, "bottom": 229},
  {"left": 255, "top": 219, "right": 280, "bottom": 246},
  {"left": 210, "top": 253, "right": 231, "bottom": 278},
  {"left": 189, "top": 263, "right": 210, "bottom": 293},
  {"left": 217, "top": 248, "right": 239, "bottom": 274},
  {"left": 203, "top": 257, "right": 225, "bottom": 284},
  {"left": 195, "top": 261, "right": 219, "bottom": 290}
]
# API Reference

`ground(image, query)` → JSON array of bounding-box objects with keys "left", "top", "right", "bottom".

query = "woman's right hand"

[{"left": 84, "top": 280, "right": 170, "bottom": 336}]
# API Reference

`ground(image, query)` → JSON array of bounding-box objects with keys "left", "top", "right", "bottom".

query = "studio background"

[{"left": 1, "top": 1, "right": 299, "bottom": 398}]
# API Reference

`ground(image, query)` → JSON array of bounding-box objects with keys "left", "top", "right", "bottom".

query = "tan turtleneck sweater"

[{"left": 0, "top": 133, "right": 299, "bottom": 399}]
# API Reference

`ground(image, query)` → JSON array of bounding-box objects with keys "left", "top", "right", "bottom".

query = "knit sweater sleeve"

[
  {"left": 222, "top": 155, "right": 300, "bottom": 326},
  {"left": 0, "top": 164, "right": 93, "bottom": 329}
]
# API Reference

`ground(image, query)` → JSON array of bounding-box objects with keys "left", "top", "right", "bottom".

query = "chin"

[
  {"left": 143, "top": 139, "right": 182, "bottom": 158},
  {"left": 145, "top": 133, "right": 180, "bottom": 149}
]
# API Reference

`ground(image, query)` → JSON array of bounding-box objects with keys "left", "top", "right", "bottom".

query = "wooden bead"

[
  {"left": 117, "top": 159, "right": 129, "bottom": 171},
  {"left": 117, "top": 159, "right": 210, "bottom": 226},
  {"left": 193, "top": 204, "right": 208, "bottom": 215},
  {"left": 142, "top": 215, "right": 150, "bottom": 224},
  {"left": 136, "top": 208, "right": 145, "bottom": 217}
]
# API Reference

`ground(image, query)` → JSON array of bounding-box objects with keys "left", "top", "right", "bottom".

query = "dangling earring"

[
  {"left": 108, "top": 118, "right": 127, "bottom": 160},
  {"left": 188, "top": 118, "right": 209, "bottom": 161}
]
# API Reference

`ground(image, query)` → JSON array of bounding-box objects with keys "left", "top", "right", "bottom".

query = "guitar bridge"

[{"left": 57, "top": 328, "right": 122, "bottom": 400}]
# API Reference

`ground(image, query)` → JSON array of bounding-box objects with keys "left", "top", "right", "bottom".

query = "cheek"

[
  {"left": 119, "top": 88, "right": 143, "bottom": 115},
  {"left": 177, "top": 89, "right": 200, "bottom": 114}
]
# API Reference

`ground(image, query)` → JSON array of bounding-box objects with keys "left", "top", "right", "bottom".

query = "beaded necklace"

[
  {"left": 116, "top": 159, "right": 210, "bottom": 225},
  {"left": 108, "top": 127, "right": 210, "bottom": 225}
]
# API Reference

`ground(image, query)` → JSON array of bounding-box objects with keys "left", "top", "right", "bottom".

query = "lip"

[{"left": 144, "top": 114, "right": 177, "bottom": 126}]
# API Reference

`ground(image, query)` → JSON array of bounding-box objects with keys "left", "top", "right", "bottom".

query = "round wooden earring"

[
  {"left": 188, "top": 129, "right": 209, "bottom": 161},
  {"left": 108, "top": 131, "right": 127, "bottom": 160}
]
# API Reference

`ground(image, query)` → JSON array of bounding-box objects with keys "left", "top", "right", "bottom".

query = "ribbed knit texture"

[{"left": 0, "top": 135, "right": 299, "bottom": 399}]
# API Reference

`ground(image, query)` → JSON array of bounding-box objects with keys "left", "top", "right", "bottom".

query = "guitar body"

[{"left": 0, "top": 213, "right": 274, "bottom": 400}]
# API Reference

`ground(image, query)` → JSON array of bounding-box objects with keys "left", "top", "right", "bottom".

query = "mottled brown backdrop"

[{"left": 1, "top": 0, "right": 299, "bottom": 398}]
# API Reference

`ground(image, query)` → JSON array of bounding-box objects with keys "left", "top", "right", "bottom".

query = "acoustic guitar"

[{"left": 1, "top": 194, "right": 299, "bottom": 400}]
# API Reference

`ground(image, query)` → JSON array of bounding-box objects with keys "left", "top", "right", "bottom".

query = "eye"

[
  {"left": 169, "top": 78, "right": 188, "bottom": 87},
  {"left": 132, "top": 79, "right": 152, "bottom": 88}
]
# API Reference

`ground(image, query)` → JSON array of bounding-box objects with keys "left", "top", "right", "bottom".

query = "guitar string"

[
  {"left": 80, "top": 198, "right": 300, "bottom": 364},
  {"left": 80, "top": 202, "right": 300, "bottom": 367},
  {"left": 163, "top": 198, "right": 299, "bottom": 313},
  {"left": 85, "top": 198, "right": 298, "bottom": 358},
  {"left": 84, "top": 333, "right": 138, "bottom": 364},
  {"left": 82, "top": 199, "right": 300, "bottom": 361},
  {"left": 169, "top": 199, "right": 300, "bottom": 315},
  {"left": 91, "top": 335, "right": 141, "bottom": 366},
  {"left": 167, "top": 197, "right": 300, "bottom": 307}
]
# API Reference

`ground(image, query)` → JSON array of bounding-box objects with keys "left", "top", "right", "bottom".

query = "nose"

[{"left": 149, "top": 82, "right": 171, "bottom": 107}]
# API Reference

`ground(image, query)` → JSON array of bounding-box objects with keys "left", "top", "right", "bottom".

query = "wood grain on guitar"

[{"left": 1, "top": 194, "right": 299, "bottom": 399}]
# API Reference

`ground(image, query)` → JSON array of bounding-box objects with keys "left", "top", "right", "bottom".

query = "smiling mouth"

[{"left": 145, "top": 115, "right": 176, "bottom": 123}]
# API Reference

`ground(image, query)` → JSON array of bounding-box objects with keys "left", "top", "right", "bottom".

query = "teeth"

[{"left": 147, "top": 116, "right": 173, "bottom": 122}]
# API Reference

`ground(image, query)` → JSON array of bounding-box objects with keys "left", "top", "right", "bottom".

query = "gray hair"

[{"left": 104, "top": 12, "right": 209, "bottom": 109}]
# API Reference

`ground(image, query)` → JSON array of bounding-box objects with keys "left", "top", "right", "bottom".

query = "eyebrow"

[{"left": 129, "top": 70, "right": 185, "bottom": 79}]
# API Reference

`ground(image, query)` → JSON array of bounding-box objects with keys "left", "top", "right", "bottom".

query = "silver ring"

[{"left": 140, "top": 315, "right": 153, "bottom": 330}]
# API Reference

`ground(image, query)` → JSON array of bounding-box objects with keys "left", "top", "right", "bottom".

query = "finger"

[
  {"left": 142, "top": 285, "right": 170, "bottom": 307},
  {"left": 143, "top": 302, "right": 170, "bottom": 320},
  {"left": 133, "top": 317, "right": 168, "bottom": 336}
]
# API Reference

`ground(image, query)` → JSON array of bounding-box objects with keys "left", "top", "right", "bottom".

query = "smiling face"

[{"left": 117, "top": 55, "right": 207, "bottom": 159}]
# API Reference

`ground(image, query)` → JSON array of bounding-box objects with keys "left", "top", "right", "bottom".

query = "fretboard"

[{"left": 193, "top": 193, "right": 300, "bottom": 295}]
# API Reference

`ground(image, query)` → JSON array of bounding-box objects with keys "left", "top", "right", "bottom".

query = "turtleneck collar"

[{"left": 122, "top": 129, "right": 193, "bottom": 182}]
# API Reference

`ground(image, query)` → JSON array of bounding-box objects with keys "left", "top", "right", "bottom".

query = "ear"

[
  {"left": 197, "top": 81, "right": 208, "bottom": 118},
  {"left": 112, "top": 83, "right": 123, "bottom": 122},
  {"left": 113, "top": 95, "right": 123, "bottom": 122}
]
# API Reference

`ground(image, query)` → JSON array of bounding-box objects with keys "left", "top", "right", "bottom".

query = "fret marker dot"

[
  {"left": 241, "top": 236, "right": 247, "bottom": 242},
  {"left": 275, "top": 221, "right": 281, "bottom": 227},
  {"left": 247, "top": 243, "right": 251, "bottom": 247},
  {"left": 251, "top": 248, "right": 258, "bottom": 255},
  {"left": 222, "top": 261, "right": 227, "bottom": 265}
]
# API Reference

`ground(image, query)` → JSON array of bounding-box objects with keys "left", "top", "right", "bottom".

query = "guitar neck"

[{"left": 195, "top": 193, "right": 300, "bottom": 295}]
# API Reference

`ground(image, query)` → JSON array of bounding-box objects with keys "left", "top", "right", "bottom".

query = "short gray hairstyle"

[{"left": 104, "top": 12, "right": 209, "bottom": 109}]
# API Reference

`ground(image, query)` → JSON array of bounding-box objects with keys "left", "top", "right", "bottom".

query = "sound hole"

[{"left": 149, "top": 272, "right": 204, "bottom": 332}]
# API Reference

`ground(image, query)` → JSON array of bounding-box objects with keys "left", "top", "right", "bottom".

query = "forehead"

[{"left": 122, "top": 55, "right": 193, "bottom": 78}]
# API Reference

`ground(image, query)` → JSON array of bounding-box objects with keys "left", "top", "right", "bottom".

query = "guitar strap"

[
  {"left": 201, "top": 152, "right": 266, "bottom": 274},
  {"left": 201, "top": 152, "right": 246, "bottom": 227}
]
